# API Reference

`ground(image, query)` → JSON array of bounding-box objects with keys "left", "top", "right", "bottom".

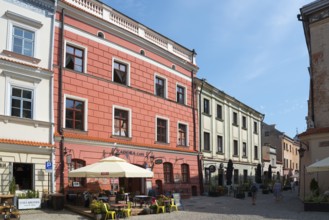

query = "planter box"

[
  {"left": 304, "top": 202, "right": 329, "bottom": 212},
  {"left": 18, "top": 198, "right": 41, "bottom": 210}
]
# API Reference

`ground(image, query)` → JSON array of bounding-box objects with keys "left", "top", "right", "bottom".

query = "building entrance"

[{"left": 13, "top": 163, "right": 33, "bottom": 190}]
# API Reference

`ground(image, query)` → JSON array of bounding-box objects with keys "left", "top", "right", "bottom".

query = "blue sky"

[{"left": 103, "top": 0, "right": 313, "bottom": 138}]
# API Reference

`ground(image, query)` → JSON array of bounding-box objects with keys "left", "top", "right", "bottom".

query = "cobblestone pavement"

[{"left": 20, "top": 189, "right": 328, "bottom": 220}]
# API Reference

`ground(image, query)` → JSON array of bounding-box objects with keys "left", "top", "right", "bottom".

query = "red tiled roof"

[
  {"left": 0, "top": 138, "right": 54, "bottom": 147},
  {"left": 0, "top": 57, "right": 51, "bottom": 72},
  {"left": 55, "top": 132, "right": 197, "bottom": 153}
]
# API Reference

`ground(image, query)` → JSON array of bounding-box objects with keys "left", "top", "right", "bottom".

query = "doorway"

[{"left": 13, "top": 163, "right": 33, "bottom": 190}]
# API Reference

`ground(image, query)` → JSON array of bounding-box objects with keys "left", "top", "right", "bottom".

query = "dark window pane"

[
  {"left": 11, "top": 108, "right": 20, "bottom": 117},
  {"left": 11, "top": 99, "right": 20, "bottom": 108},
  {"left": 23, "top": 110, "right": 32, "bottom": 118},
  {"left": 23, "top": 90, "right": 32, "bottom": 99},
  {"left": 12, "top": 88, "right": 21, "bottom": 97},
  {"left": 66, "top": 119, "right": 73, "bottom": 128}
]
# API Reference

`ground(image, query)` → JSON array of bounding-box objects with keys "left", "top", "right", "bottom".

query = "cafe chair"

[
  {"left": 103, "top": 203, "right": 116, "bottom": 220},
  {"left": 169, "top": 198, "right": 178, "bottom": 212},
  {"left": 155, "top": 200, "right": 165, "bottom": 214},
  {"left": 123, "top": 201, "right": 132, "bottom": 217}
]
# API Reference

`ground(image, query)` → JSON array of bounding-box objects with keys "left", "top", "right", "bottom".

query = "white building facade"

[
  {"left": 0, "top": 0, "right": 55, "bottom": 194},
  {"left": 195, "top": 78, "right": 264, "bottom": 192}
]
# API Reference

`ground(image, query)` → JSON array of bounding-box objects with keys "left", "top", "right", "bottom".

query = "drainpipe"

[
  {"left": 59, "top": 8, "right": 65, "bottom": 194},
  {"left": 49, "top": 0, "right": 58, "bottom": 193},
  {"left": 198, "top": 78, "right": 206, "bottom": 195}
]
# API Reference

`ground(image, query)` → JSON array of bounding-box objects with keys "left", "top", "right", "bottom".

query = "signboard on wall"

[{"left": 18, "top": 198, "right": 41, "bottom": 209}]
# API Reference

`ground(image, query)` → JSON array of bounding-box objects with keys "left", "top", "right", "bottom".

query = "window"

[
  {"left": 113, "top": 60, "right": 128, "bottom": 85},
  {"left": 178, "top": 123, "right": 187, "bottom": 146},
  {"left": 253, "top": 121, "right": 258, "bottom": 134},
  {"left": 12, "top": 26, "right": 35, "bottom": 57},
  {"left": 66, "top": 44, "right": 84, "bottom": 72},
  {"left": 157, "top": 118, "right": 168, "bottom": 143},
  {"left": 97, "top": 31, "right": 104, "bottom": 38},
  {"left": 181, "top": 164, "right": 190, "bottom": 183},
  {"left": 114, "top": 109, "right": 129, "bottom": 137},
  {"left": 233, "top": 112, "right": 238, "bottom": 125},
  {"left": 69, "top": 159, "right": 86, "bottom": 187},
  {"left": 176, "top": 85, "right": 185, "bottom": 104},
  {"left": 163, "top": 162, "right": 173, "bottom": 183},
  {"left": 233, "top": 140, "right": 238, "bottom": 156},
  {"left": 11, "top": 87, "right": 33, "bottom": 119},
  {"left": 155, "top": 76, "right": 165, "bottom": 98},
  {"left": 242, "top": 142, "right": 247, "bottom": 157},
  {"left": 65, "top": 98, "right": 84, "bottom": 130},
  {"left": 217, "top": 135, "right": 223, "bottom": 153},
  {"left": 254, "top": 145, "right": 258, "bottom": 159},
  {"left": 216, "top": 104, "right": 222, "bottom": 119},
  {"left": 242, "top": 116, "right": 247, "bottom": 129},
  {"left": 204, "top": 132, "right": 210, "bottom": 151},
  {"left": 203, "top": 98, "right": 210, "bottom": 114},
  {"left": 265, "top": 131, "right": 270, "bottom": 136}
]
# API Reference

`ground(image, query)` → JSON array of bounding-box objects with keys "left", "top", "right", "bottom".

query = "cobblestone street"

[{"left": 20, "top": 189, "right": 328, "bottom": 220}]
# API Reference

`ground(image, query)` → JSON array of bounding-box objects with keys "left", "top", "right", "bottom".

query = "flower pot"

[
  {"left": 304, "top": 202, "right": 329, "bottom": 212},
  {"left": 94, "top": 213, "right": 102, "bottom": 220}
]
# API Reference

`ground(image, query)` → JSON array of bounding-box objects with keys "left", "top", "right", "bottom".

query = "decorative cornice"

[{"left": 5, "top": 0, "right": 55, "bottom": 13}]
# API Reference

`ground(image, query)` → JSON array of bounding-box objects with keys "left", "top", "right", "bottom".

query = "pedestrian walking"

[
  {"left": 273, "top": 180, "right": 282, "bottom": 201},
  {"left": 250, "top": 182, "right": 258, "bottom": 205}
]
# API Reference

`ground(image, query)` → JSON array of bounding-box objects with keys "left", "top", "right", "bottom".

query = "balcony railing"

[{"left": 63, "top": 0, "right": 194, "bottom": 63}]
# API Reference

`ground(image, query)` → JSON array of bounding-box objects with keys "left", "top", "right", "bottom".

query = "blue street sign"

[{"left": 45, "top": 161, "right": 52, "bottom": 172}]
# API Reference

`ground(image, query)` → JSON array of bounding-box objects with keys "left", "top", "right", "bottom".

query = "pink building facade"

[{"left": 53, "top": 0, "right": 200, "bottom": 197}]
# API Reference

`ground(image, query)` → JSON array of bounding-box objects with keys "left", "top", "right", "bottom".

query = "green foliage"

[
  {"left": 17, "top": 190, "right": 39, "bottom": 199},
  {"left": 310, "top": 178, "right": 319, "bottom": 196},
  {"left": 226, "top": 160, "right": 233, "bottom": 185},
  {"left": 305, "top": 194, "right": 328, "bottom": 203},
  {"left": 156, "top": 194, "right": 170, "bottom": 206},
  {"left": 9, "top": 177, "right": 16, "bottom": 194},
  {"left": 256, "top": 164, "right": 262, "bottom": 184},
  {"left": 90, "top": 199, "right": 104, "bottom": 214}
]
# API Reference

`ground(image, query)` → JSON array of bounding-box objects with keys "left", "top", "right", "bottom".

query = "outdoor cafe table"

[
  {"left": 111, "top": 203, "right": 127, "bottom": 218},
  {"left": 133, "top": 195, "right": 150, "bottom": 207}
]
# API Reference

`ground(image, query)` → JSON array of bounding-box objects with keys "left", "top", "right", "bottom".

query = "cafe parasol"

[{"left": 68, "top": 156, "right": 154, "bottom": 178}]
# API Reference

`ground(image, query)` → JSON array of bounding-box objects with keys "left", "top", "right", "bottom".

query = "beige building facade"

[
  {"left": 195, "top": 78, "right": 264, "bottom": 193},
  {"left": 298, "top": 0, "right": 329, "bottom": 200}
]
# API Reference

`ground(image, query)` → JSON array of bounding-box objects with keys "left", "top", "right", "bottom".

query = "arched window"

[
  {"left": 172, "top": 64, "right": 176, "bottom": 70},
  {"left": 140, "top": 50, "right": 145, "bottom": 56},
  {"left": 163, "top": 162, "right": 173, "bottom": 183},
  {"left": 97, "top": 31, "right": 105, "bottom": 38},
  {"left": 181, "top": 163, "right": 190, "bottom": 183},
  {"left": 69, "top": 159, "right": 86, "bottom": 187}
]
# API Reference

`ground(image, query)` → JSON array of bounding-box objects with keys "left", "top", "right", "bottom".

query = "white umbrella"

[
  {"left": 68, "top": 156, "right": 153, "bottom": 178},
  {"left": 306, "top": 156, "right": 329, "bottom": 173}
]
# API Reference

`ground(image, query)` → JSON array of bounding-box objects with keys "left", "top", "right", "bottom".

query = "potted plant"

[
  {"left": 90, "top": 200, "right": 103, "bottom": 220},
  {"left": 304, "top": 178, "right": 329, "bottom": 212},
  {"left": 17, "top": 190, "right": 41, "bottom": 210}
]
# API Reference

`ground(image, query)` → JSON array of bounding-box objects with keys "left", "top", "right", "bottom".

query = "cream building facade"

[
  {"left": 195, "top": 78, "right": 264, "bottom": 192},
  {"left": 0, "top": 0, "right": 55, "bottom": 194},
  {"left": 298, "top": 0, "right": 329, "bottom": 200}
]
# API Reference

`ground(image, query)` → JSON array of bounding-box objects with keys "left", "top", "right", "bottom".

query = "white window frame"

[
  {"left": 64, "top": 40, "right": 88, "bottom": 73},
  {"left": 7, "top": 20, "right": 39, "bottom": 58},
  {"left": 155, "top": 115, "right": 170, "bottom": 143},
  {"left": 4, "top": 72, "right": 39, "bottom": 119},
  {"left": 176, "top": 83, "right": 187, "bottom": 105},
  {"left": 154, "top": 73, "right": 167, "bottom": 99},
  {"left": 177, "top": 121, "right": 189, "bottom": 146},
  {"left": 112, "top": 58, "right": 130, "bottom": 86},
  {"left": 112, "top": 105, "right": 132, "bottom": 138},
  {"left": 63, "top": 94, "right": 88, "bottom": 131}
]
